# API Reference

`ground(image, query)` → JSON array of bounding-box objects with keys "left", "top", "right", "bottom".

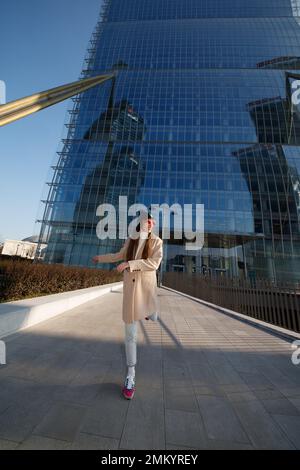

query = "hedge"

[{"left": 0, "top": 256, "right": 122, "bottom": 302}]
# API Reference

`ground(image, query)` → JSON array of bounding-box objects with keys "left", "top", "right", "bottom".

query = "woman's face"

[{"left": 140, "top": 218, "right": 154, "bottom": 232}]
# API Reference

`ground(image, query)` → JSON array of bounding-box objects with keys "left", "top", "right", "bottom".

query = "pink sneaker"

[{"left": 122, "top": 375, "right": 136, "bottom": 399}]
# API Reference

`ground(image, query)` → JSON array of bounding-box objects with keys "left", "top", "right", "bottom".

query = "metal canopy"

[{"left": 0, "top": 74, "right": 114, "bottom": 126}]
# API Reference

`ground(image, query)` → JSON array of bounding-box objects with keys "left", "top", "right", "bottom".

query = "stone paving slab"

[{"left": 0, "top": 287, "right": 299, "bottom": 450}]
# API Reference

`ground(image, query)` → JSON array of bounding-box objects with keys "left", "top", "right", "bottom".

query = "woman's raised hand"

[
  {"left": 92, "top": 255, "right": 102, "bottom": 264},
  {"left": 116, "top": 262, "right": 129, "bottom": 273}
]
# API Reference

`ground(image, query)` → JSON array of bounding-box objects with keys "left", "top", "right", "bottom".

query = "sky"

[{"left": 0, "top": 0, "right": 102, "bottom": 242}]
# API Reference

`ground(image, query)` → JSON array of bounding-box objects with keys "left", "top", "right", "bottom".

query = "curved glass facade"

[{"left": 38, "top": 0, "right": 300, "bottom": 282}]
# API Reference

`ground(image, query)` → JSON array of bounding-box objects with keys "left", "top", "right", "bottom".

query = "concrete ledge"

[
  {"left": 0, "top": 282, "right": 123, "bottom": 339},
  {"left": 161, "top": 284, "right": 300, "bottom": 341}
]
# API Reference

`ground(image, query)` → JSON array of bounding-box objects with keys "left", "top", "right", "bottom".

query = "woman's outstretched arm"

[{"left": 92, "top": 238, "right": 130, "bottom": 264}]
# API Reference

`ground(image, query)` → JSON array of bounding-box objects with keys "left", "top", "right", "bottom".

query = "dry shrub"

[{"left": 0, "top": 257, "right": 122, "bottom": 302}]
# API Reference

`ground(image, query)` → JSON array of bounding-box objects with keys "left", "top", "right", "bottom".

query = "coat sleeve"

[
  {"left": 96, "top": 238, "right": 130, "bottom": 263},
  {"left": 127, "top": 238, "right": 163, "bottom": 272}
]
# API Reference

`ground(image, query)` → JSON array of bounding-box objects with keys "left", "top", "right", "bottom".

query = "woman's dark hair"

[{"left": 125, "top": 213, "right": 154, "bottom": 261}]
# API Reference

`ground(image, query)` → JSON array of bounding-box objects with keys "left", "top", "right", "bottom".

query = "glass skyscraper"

[{"left": 37, "top": 0, "right": 300, "bottom": 283}]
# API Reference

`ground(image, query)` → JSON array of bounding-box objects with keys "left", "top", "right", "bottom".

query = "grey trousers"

[
  {"left": 124, "top": 321, "right": 138, "bottom": 367},
  {"left": 124, "top": 313, "right": 158, "bottom": 367}
]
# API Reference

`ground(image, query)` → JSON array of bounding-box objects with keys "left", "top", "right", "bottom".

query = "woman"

[{"left": 92, "top": 211, "right": 163, "bottom": 400}]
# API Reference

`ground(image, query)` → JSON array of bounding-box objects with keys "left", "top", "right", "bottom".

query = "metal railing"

[{"left": 162, "top": 272, "right": 300, "bottom": 333}]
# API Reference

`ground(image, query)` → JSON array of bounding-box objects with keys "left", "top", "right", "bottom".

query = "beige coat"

[{"left": 96, "top": 232, "right": 163, "bottom": 324}]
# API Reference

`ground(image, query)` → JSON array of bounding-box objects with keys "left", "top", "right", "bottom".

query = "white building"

[{"left": 2, "top": 236, "right": 47, "bottom": 260}]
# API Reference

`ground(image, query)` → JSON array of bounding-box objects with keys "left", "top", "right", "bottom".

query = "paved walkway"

[{"left": 0, "top": 287, "right": 300, "bottom": 450}]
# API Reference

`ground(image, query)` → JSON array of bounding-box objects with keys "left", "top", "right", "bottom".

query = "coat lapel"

[
  {"left": 134, "top": 231, "right": 158, "bottom": 259},
  {"left": 135, "top": 239, "right": 145, "bottom": 259}
]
